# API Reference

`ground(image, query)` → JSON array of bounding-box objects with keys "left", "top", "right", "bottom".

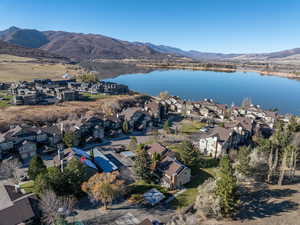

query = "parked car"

[
  {"left": 200, "top": 127, "right": 208, "bottom": 132},
  {"left": 19, "top": 175, "right": 28, "bottom": 182}
]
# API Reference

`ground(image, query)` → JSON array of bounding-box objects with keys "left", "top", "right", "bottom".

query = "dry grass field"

[
  {"left": 0, "top": 54, "right": 83, "bottom": 82},
  {"left": 0, "top": 94, "right": 145, "bottom": 129}
]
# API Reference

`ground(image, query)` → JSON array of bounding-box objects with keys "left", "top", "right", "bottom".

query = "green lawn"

[
  {"left": 0, "top": 91, "right": 12, "bottom": 108},
  {"left": 180, "top": 120, "right": 206, "bottom": 133},
  {"left": 81, "top": 92, "right": 110, "bottom": 101},
  {"left": 167, "top": 144, "right": 181, "bottom": 154},
  {"left": 128, "top": 180, "right": 169, "bottom": 196},
  {"left": 171, "top": 167, "right": 218, "bottom": 209},
  {"left": 0, "top": 101, "right": 10, "bottom": 107},
  {"left": 20, "top": 181, "right": 35, "bottom": 193}
]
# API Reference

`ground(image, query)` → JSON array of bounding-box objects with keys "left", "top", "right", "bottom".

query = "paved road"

[{"left": 69, "top": 197, "right": 175, "bottom": 225}]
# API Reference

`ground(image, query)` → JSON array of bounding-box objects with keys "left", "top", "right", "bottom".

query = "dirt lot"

[{"left": 0, "top": 54, "right": 83, "bottom": 82}]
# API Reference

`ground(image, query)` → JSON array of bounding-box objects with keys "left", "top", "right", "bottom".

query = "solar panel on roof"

[{"left": 71, "top": 147, "right": 118, "bottom": 173}]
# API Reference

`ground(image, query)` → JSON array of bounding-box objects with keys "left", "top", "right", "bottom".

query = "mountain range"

[
  {"left": 1, "top": 26, "right": 300, "bottom": 63},
  {"left": 0, "top": 26, "right": 167, "bottom": 61},
  {"left": 0, "top": 40, "right": 69, "bottom": 62}
]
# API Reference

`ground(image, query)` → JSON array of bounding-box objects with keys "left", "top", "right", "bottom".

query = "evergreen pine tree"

[
  {"left": 151, "top": 152, "right": 161, "bottom": 171},
  {"left": 178, "top": 140, "right": 199, "bottom": 173},
  {"left": 33, "top": 172, "right": 49, "bottom": 195},
  {"left": 90, "top": 149, "right": 95, "bottom": 161},
  {"left": 236, "top": 146, "right": 251, "bottom": 176},
  {"left": 133, "top": 144, "right": 152, "bottom": 182},
  {"left": 28, "top": 155, "right": 47, "bottom": 180},
  {"left": 216, "top": 156, "right": 238, "bottom": 217},
  {"left": 163, "top": 120, "right": 171, "bottom": 134},
  {"left": 64, "top": 158, "right": 89, "bottom": 197},
  {"left": 122, "top": 120, "right": 129, "bottom": 134},
  {"left": 63, "top": 131, "right": 75, "bottom": 148}
]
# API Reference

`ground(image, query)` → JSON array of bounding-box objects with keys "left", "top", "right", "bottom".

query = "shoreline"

[{"left": 135, "top": 63, "right": 300, "bottom": 79}]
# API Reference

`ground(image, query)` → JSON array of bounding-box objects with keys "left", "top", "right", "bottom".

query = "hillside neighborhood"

[{"left": 0, "top": 76, "right": 294, "bottom": 225}]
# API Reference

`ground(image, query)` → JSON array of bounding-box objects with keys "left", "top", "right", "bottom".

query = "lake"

[{"left": 105, "top": 70, "right": 300, "bottom": 115}]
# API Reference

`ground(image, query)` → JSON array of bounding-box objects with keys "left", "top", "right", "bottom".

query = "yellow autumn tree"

[{"left": 81, "top": 172, "right": 124, "bottom": 209}]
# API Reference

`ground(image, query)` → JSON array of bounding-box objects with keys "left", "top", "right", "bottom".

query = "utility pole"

[{"left": 58, "top": 144, "right": 64, "bottom": 172}]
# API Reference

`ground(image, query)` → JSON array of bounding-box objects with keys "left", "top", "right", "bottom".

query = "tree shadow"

[
  {"left": 167, "top": 169, "right": 213, "bottom": 210},
  {"left": 187, "top": 168, "right": 214, "bottom": 188},
  {"left": 235, "top": 188, "right": 299, "bottom": 220},
  {"left": 74, "top": 196, "right": 100, "bottom": 210}
]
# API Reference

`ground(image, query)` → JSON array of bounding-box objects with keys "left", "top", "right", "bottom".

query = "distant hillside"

[
  {"left": 0, "top": 40, "right": 69, "bottom": 62},
  {"left": 0, "top": 26, "right": 19, "bottom": 38},
  {"left": 0, "top": 27, "right": 170, "bottom": 61},
  {"left": 136, "top": 42, "right": 300, "bottom": 63},
  {"left": 232, "top": 48, "right": 300, "bottom": 60},
  {"left": 135, "top": 42, "right": 242, "bottom": 60},
  {"left": 0, "top": 27, "right": 49, "bottom": 48},
  {"left": 41, "top": 31, "right": 168, "bottom": 61}
]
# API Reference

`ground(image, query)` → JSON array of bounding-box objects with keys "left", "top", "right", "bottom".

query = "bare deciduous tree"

[
  {"left": 159, "top": 91, "right": 169, "bottom": 100},
  {"left": 241, "top": 97, "right": 252, "bottom": 108},
  {"left": 39, "top": 190, "right": 75, "bottom": 225},
  {"left": 278, "top": 145, "right": 298, "bottom": 185}
]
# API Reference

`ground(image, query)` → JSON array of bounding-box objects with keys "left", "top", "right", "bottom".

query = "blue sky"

[{"left": 0, "top": 0, "right": 299, "bottom": 53}]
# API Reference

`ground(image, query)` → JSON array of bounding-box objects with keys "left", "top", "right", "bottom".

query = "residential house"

[
  {"left": 144, "top": 100, "right": 168, "bottom": 124},
  {"left": 162, "top": 96, "right": 185, "bottom": 113},
  {"left": 263, "top": 111, "right": 277, "bottom": 128},
  {"left": 224, "top": 117, "right": 254, "bottom": 144},
  {"left": 121, "top": 107, "right": 152, "bottom": 131},
  {"left": 41, "top": 126, "right": 62, "bottom": 148},
  {"left": 197, "top": 127, "right": 234, "bottom": 158},
  {"left": 18, "top": 140, "right": 37, "bottom": 161},
  {"left": 10, "top": 78, "right": 129, "bottom": 106},
  {"left": 158, "top": 156, "right": 191, "bottom": 189},
  {"left": 197, "top": 117, "right": 254, "bottom": 158},
  {"left": 0, "top": 82, "right": 10, "bottom": 90},
  {"left": 0, "top": 183, "right": 38, "bottom": 225},
  {"left": 146, "top": 143, "right": 168, "bottom": 158}
]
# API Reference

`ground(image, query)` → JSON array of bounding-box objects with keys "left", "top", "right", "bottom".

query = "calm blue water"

[{"left": 106, "top": 70, "right": 300, "bottom": 115}]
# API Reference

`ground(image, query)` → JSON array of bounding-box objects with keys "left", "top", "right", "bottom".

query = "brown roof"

[
  {"left": 145, "top": 101, "right": 160, "bottom": 112},
  {"left": 225, "top": 117, "right": 253, "bottom": 131},
  {"left": 265, "top": 110, "right": 277, "bottom": 118},
  {"left": 159, "top": 156, "right": 185, "bottom": 177},
  {"left": 208, "top": 127, "right": 232, "bottom": 142},
  {"left": 236, "top": 117, "right": 253, "bottom": 131},
  {"left": 147, "top": 143, "right": 168, "bottom": 156},
  {"left": 138, "top": 218, "right": 153, "bottom": 225},
  {"left": 0, "top": 197, "right": 36, "bottom": 225},
  {"left": 41, "top": 125, "right": 61, "bottom": 135},
  {"left": 121, "top": 107, "right": 142, "bottom": 121}
]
